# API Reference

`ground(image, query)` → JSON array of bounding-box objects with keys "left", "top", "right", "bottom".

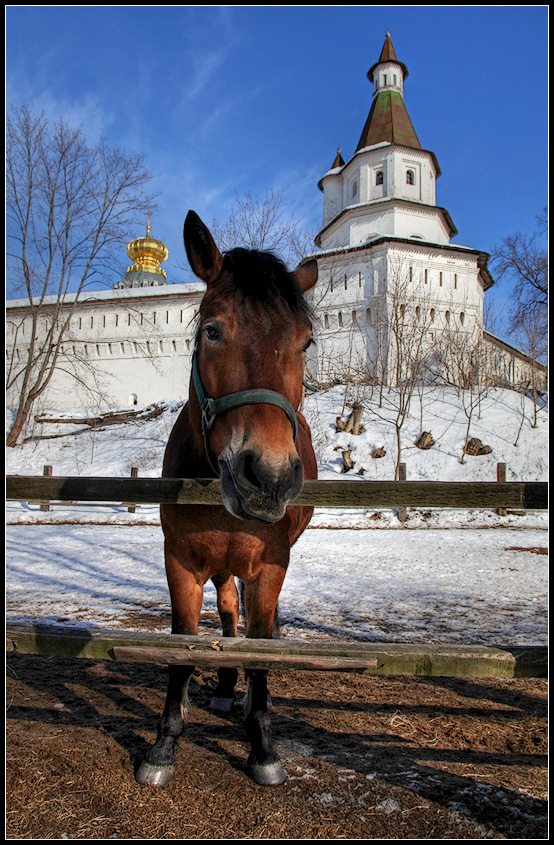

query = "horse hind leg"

[{"left": 210, "top": 571, "right": 240, "bottom": 712}]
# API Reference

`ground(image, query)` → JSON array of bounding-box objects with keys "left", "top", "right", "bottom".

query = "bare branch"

[{"left": 6, "top": 104, "right": 156, "bottom": 446}]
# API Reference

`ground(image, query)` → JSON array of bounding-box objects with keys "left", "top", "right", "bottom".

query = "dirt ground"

[{"left": 6, "top": 648, "right": 547, "bottom": 840}]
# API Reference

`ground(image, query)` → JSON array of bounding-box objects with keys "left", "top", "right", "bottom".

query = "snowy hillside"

[
  {"left": 6, "top": 386, "right": 548, "bottom": 642},
  {"left": 6, "top": 385, "right": 548, "bottom": 530}
]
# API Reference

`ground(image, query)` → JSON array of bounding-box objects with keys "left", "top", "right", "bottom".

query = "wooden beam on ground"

[
  {"left": 5, "top": 476, "right": 548, "bottom": 509},
  {"left": 5, "top": 623, "right": 547, "bottom": 679}
]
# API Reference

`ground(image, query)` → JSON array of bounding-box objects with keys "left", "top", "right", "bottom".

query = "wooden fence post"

[
  {"left": 127, "top": 467, "right": 139, "bottom": 513},
  {"left": 398, "top": 463, "right": 407, "bottom": 523},
  {"left": 39, "top": 466, "right": 52, "bottom": 512},
  {"left": 497, "top": 463, "right": 507, "bottom": 516}
]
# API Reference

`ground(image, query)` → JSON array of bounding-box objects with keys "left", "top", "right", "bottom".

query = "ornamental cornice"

[{"left": 315, "top": 198, "right": 457, "bottom": 244}]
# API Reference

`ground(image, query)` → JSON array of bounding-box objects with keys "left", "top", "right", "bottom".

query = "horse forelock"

[{"left": 214, "top": 248, "right": 313, "bottom": 322}]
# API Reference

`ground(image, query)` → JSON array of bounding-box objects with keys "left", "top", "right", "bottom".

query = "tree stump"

[
  {"left": 415, "top": 431, "right": 435, "bottom": 450},
  {"left": 465, "top": 437, "right": 492, "bottom": 456},
  {"left": 336, "top": 402, "right": 364, "bottom": 434},
  {"left": 341, "top": 450, "right": 355, "bottom": 473}
]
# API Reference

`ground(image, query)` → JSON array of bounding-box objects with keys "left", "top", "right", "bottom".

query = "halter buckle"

[{"left": 201, "top": 398, "right": 217, "bottom": 432}]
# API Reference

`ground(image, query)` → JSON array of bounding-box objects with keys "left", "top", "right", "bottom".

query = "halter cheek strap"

[{"left": 191, "top": 334, "right": 299, "bottom": 475}]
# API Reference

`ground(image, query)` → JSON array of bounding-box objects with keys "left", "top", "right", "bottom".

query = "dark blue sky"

[{"left": 7, "top": 6, "right": 548, "bottom": 314}]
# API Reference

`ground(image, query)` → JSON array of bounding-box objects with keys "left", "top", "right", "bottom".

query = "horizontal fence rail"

[
  {"left": 5, "top": 623, "right": 547, "bottom": 678},
  {"left": 5, "top": 475, "right": 548, "bottom": 509}
]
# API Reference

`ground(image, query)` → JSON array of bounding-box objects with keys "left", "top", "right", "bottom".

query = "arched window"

[
  {"left": 430, "top": 308, "right": 435, "bottom": 323},
  {"left": 352, "top": 310, "right": 357, "bottom": 324},
  {"left": 459, "top": 312, "right": 465, "bottom": 326},
  {"left": 406, "top": 169, "right": 415, "bottom": 185},
  {"left": 366, "top": 308, "right": 372, "bottom": 325},
  {"left": 324, "top": 313, "right": 329, "bottom": 329},
  {"left": 376, "top": 170, "right": 384, "bottom": 185},
  {"left": 415, "top": 305, "right": 421, "bottom": 321},
  {"left": 445, "top": 310, "right": 451, "bottom": 324},
  {"left": 338, "top": 312, "right": 343, "bottom": 327}
]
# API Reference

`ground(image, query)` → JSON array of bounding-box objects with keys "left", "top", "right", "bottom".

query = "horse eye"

[
  {"left": 303, "top": 337, "right": 315, "bottom": 353},
  {"left": 205, "top": 325, "right": 221, "bottom": 342}
]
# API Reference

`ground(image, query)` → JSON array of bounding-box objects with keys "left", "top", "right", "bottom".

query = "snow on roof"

[{"left": 6, "top": 281, "right": 206, "bottom": 310}]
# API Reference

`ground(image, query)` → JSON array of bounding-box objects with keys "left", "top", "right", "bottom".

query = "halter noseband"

[{"left": 191, "top": 332, "right": 299, "bottom": 475}]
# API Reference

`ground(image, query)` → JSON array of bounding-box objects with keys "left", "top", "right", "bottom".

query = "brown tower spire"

[{"left": 357, "top": 31, "right": 419, "bottom": 152}]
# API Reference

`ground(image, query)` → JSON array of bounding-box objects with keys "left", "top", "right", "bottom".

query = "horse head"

[{"left": 184, "top": 210, "right": 318, "bottom": 524}]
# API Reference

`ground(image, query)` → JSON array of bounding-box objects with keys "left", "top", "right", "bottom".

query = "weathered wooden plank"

[
  {"left": 5, "top": 623, "right": 547, "bottom": 678},
  {"left": 111, "top": 646, "right": 379, "bottom": 672},
  {"left": 5, "top": 476, "right": 548, "bottom": 509}
]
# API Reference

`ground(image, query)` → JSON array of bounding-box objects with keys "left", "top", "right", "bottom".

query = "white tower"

[
  {"left": 307, "top": 32, "right": 494, "bottom": 387},
  {"left": 317, "top": 31, "right": 455, "bottom": 249}
]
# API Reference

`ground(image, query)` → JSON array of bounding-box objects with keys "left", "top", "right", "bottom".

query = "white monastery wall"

[{"left": 6, "top": 284, "right": 204, "bottom": 410}]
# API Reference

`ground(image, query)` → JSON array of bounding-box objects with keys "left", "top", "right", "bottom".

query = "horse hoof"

[
  {"left": 250, "top": 760, "right": 287, "bottom": 786},
  {"left": 211, "top": 696, "right": 234, "bottom": 712},
  {"left": 135, "top": 760, "right": 176, "bottom": 787}
]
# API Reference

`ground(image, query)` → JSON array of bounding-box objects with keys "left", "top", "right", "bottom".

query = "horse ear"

[
  {"left": 183, "top": 210, "right": 223, "bottom": 285},
  {"left": 292, "top": 259, "right": 318, "bottom": 293}
]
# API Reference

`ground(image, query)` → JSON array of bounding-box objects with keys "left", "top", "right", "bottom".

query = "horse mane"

[{"left": 220, "top": 248, "right": 313, "bottom": 320}]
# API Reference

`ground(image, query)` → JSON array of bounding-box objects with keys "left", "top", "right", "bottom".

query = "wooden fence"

[
  {"left": 6, "top": 473, "right": 548, "bottom": 678},
  {"left": 5, "top": 474, "right": 548, "bottom": 510},
  {"left": 5, "top": 622, "right": 546, "bottom": 679}
]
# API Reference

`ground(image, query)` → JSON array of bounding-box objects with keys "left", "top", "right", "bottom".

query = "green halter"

[{"left": 191, "top": 333, "right": 299, "bottom": 475}]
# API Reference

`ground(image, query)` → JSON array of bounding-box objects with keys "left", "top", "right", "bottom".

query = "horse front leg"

[
  {"left": 243, "top": 565, "right": 287, "bottom": 786},
  {"left": 135, "top": 561, "right": 203, "bottom": 787},
  {"left": 210, "top": 571, "right": 240, "bottom": 712}
]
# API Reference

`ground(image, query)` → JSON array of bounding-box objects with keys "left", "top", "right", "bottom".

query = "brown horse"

[{"left": 135, "top": 211, "right": 318, "bottom": 787}]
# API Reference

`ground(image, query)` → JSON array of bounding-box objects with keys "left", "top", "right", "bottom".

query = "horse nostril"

[
  {"left": 292, "top": 455, "right": 304, "bottom": 489},
  {"left": 242, "top": 452, "right": 263, "bottom": 490}
]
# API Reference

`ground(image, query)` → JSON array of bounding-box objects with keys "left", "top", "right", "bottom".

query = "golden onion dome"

[{"left": 126, "top": 217, "right": 169, "bottom": 277}]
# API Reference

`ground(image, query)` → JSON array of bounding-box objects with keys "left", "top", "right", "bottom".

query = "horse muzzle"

[{"left": 219, "top": 445, "right": 304, "bottom": 524}]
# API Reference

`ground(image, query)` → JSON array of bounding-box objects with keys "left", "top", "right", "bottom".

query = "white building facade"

[{"left": 303, "top": 32, "right": 545, "bottom": 392}]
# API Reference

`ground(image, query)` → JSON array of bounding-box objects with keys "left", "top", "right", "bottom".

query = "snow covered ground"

[{"left": 6, "top": 386, "right": 548, "bottom": 643}]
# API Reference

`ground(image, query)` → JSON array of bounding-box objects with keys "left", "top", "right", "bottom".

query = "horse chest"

[{"left": 166, "top": 518, "right": 286, "bottom": 584}]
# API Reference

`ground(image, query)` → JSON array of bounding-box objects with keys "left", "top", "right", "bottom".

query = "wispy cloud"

[{"left": 178, "top": 7, "right": 237, "bottom": 105}]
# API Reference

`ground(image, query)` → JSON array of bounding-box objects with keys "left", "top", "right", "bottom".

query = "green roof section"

[{"left": 356, "top": 89, "right": 421, "bottom": 152}]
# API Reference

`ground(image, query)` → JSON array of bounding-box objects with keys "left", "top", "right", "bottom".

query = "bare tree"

[
  {"left": 364, "top": 259, "right": 434, "bottom": 479},
  {"left": 208, "top": 188, "right": 317, "bottom": 268},
  {"left": 510, "top": 302, "right": 548, "bottom": 428},
  {"left": 491, "top": 207, "right": 548, "bottom": 341},
  {"left": 6, "top": 104, "right": 156, "bottom": 446},
  {"left": 435, "top": 318, "right": 497, "bottom": 463}
]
